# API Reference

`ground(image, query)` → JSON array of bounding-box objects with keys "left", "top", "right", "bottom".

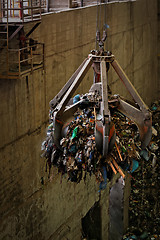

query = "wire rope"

[
  {"left": 96, "top": 0, "right": 99, "bottom": 32},
  {"left": 96, "top": 0, "right": 100, "bottom": 49},
  {"left": 99, "top": 0, "right": 102, "bottom": 33},
  {"left": 104, "top": 0, "right": 106, "bottom": 29},
  {"left": 95, "top": 0, "right": 109, "bottom": 50}
]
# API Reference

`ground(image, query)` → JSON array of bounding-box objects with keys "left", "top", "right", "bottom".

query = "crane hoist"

[
  {"left": 42, "top": 2, "right": 152, "bottom": 181},
  {"left": 49, "top": 37, "right": 152, "bottom": 159}
]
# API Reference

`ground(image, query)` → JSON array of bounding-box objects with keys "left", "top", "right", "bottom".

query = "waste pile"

[
  {"left": 41, "top": 91, "right": 150, "bottom": 188},
  {"left": 41, "top": 86, "right": 160, "bottom": 235},
  {"left": 122, "top": 100, "right": 160, "bottom": 240}
]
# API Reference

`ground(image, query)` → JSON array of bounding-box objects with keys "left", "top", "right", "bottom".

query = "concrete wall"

[
  {"left": 0, "top": 0, "right": 158, "bottom": 240},
  {"left": 107, "top": 0, "right": 158, "bottom": 104},
  {"left": 33, "top": 0, "right": 158, "bottom": 105}
]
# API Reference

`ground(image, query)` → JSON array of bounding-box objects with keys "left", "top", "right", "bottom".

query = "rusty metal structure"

[{"left": 0, "top": 0, "right": 46, "bottom": 79}]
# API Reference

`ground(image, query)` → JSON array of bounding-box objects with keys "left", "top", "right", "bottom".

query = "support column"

[{"left": 68, "top": 0, "right": 72, "bottom": 8}]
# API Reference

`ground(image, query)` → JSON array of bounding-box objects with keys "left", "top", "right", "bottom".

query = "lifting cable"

[
  {"left": 95, "top": 0, "right": 109, "bottom": 50},
  {"left": 104, "top": 0, "right": 108, "bottom": 30},
  {"left": 96, "top": 0, "right": 99, "bottom": 49}
]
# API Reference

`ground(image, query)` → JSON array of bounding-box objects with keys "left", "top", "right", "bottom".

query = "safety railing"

[
  {"left": 48, "top": 0, "right": 133, "bottom": 11},
  {"left": 0, "top": 42, "right": 44, "bottom": 79},
  {"left": 0, "top": 0, "right": 46, "bottom": 22}
]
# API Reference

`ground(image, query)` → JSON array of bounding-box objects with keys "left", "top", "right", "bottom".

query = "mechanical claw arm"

[
  {"left": 49, "top": 52, "right": 152, "bottom": 157},
  {"left": 111, "top": 59, "right": 152, "bottom": 149}
]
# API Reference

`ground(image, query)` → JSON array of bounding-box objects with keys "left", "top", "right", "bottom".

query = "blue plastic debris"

[
  {"left": 104, "top": 23, "right": 109, "bottom": 29},
  {"left": 131, "top": 159, "right": 139, "bottom": 173},
  {"left": 69, "top": 144, "right": 77, "bottom": 153},
  {"left": 130, "top": 236, "right": 137, "bottom": 240},
  {"left": 73, "top": 94, "right": 80, "bottom": 104},
  {"left": 151, "top": 105, "right": 157, "bottom": 111},
  {"left": 99, "top": 166, "right": 107, "bottom": 191},
  {"left": 124, "top": 235, "right": 137, "bottom": 240}
]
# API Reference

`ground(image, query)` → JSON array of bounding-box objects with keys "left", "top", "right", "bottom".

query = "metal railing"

[
  {"left": 0, "top": 0, "right": 46, "bottom": 22},
  {"left": 0, "top": 42, "right": 44, "bottom": 79},
  {"left": 49, "top": 0, "right": 133, "bottom": 10}
]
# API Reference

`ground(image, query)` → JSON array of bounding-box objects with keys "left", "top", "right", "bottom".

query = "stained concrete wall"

[
  {"left": 0, "top": 0, "right": 158, "bottom": 240},
  {"left": 107, "top": 0, "right": 158, "bottom": 104},
  {"left": 31, "top": 0, "right": 158, "bottom": 106}
]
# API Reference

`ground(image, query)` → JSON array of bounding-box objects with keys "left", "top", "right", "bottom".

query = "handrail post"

[
  {"left": 18, "top": 49, "right": 21, "bottom": 75},
  {"left": 28, "top": 0, "right": 29, "bottom": 15},
  {"left": 6, "top": 0, "right": 9, "bottom": 75},
  {"left": 20, "top": 0, "right": 24, "bottom": 21},
  {"left": 31, "top": 0, "right": 33, "bottom": 20},
  {"left": 39, "top": 0, "right": 41, "bottom": 19},
  {"left": 42, "top": 43, "right": 44, "bottom": 70},
  {"left": 68, "top": 0, "right": 72, "bottom": 8},
  {"left": 31, "top": 46, "right": 33, "bottom": 72},
  {"left": 2, "top": 0, "right": 5, "bottom": 17},
  {"left": 13, "top": 0, "right": 15, "bottom": 17},
  {"left": 10, "top": 0, "right": 11, "bottom": 17},
  {"left": 22, "top": 0, "right": 24, "bottom": 22}
]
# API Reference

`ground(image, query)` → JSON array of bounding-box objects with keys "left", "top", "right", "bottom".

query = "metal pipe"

[
  {"left": 3, "top": 6, "right": 42, "bottom": 10},
  {"left": 46, "top": 0, "right": 49, "bottom": 12},
  {"left": 42, "top": 43, "right": 44, "bottom": 70},
  {"left": 18, "top": 49, "right": 21, "bottom": 75},
  {"left": 108, "top": 161, "right": 117, "bottom": 174},
  {"left": 13, "top": 0, "right": 14, "bottom": 17},
  {"left": 39, "top": 0, "right": 41, "bottom": 18},
  {"left": 6, "top": 0, "right": 9, "bottom": 74},
  {"left": 115, "top": 142, "right": 123, "bottom": 162},
  {"left": 111, "top": 157, "right": 125, "bottom": 179},
  {"left": 31, "top": 0, "right": 33, "bottom": 20},
  {"left": 31, "top": 47, "right": 33, "bottom": 71}
]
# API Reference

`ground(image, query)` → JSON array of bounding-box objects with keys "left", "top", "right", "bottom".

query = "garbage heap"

[
  {"left": 122, "top": 100, "right": 160, "bottom": 240},
  {"left": 41, "top": 92, "right": 149, "bottom": 187},
  {"left": 41, "top": 94, "right": 160, "bottom": 237}
]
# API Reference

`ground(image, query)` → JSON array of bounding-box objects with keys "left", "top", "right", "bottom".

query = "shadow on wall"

[
  {"left": 81, "top": 177, "right": 125, "bottom": 240},
  {"left": 82, "top": 201, "right": 102, "bottom": 240}
]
